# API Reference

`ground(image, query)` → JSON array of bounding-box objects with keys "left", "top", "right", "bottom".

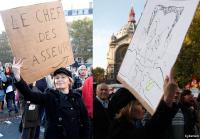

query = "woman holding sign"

[
  {"left": 107, "top": 72, "right": 179, "bottom": 139},
  {"left": 12, "top": 58, "right": 89, "bottom": 139}
]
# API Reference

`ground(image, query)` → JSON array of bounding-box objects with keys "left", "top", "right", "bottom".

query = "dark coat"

[
  {"left": 93, "top": 97, "right": 111, "bottom": 139},
  {"left": 35, "top": 77, "right": 47, "bottom": 92},
  {"left": 22, "top": 101, "right": 39, "bottom": 128},
  {"left": 15, "top": 80, "right": 89, "bottom": 139},
  {"left": 73, "top": 76, "right": 85, "bottom": 95},
  {"left": 22, "top": 86, "right": 40, "bottom": 128},
  {"left": 179, "top": 103, "right": 196, "bottom": 135},
  {"left": 4, "top": 73, "right": 16, "bottom": 91},
  {"left": 161, "top": 102, "right": 195, "bottom": 139},
  {"left": 73, "top": 76, "right": 83, "bottom": 90},
  {"left": 108, "top": 100, "right": 177, "bottom": 139}
]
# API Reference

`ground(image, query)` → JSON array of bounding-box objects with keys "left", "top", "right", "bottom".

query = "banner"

[
  {"left": 1, "top": 1, "right": 74, "bottom": 83},
  {"left": 118, "top": 0, "right": 200, "bottom": 114}
]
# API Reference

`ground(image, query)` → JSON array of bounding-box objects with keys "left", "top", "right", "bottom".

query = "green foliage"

[
  {"left": 174, "top": 3, "right": 200, "bottom": 88},
  {"left": 93, "top": 67, "right": 105, "bottom": 84},
  {"left": 69, "top": 18, "right": 93, "bottom": 62}
]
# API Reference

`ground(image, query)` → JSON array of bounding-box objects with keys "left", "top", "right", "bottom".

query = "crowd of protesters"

[
  {"left": 94, "top": 76, "right": 200, "bottom": 139},
  {"left": 2, "top": 57, "right": 200, "bottom": 139},
  {"left": 0, "top": 59, "right": 93, "bottom": 139}
]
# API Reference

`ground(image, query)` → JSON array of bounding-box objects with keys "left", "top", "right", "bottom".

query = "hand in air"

[
  {"left": 12, "top": 57, "right": 23, "bottom": 81},
  {"left": 163, "top": 67, "right": 178, "bottom": 107}
]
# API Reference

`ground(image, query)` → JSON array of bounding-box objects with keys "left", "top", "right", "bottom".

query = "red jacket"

[{"left": 82, "top": 76, "right": 93, "bottom": 118}]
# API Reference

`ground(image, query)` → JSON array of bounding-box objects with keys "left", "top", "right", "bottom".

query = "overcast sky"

[
  {"left": 93, "top": 0, "right": 146, "bottom": 69},
  {"left": 0, "top": 0, "right": 146, "bottom": 69},
  {"left": 0, "top": 0, "right": 92, "bottom": 32}
]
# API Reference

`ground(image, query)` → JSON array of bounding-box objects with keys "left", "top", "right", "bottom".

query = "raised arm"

[
  {"left": 12, "top": 58, "right": 47, "bottom": 105},
  {"left": 163, "top": 67, "right": 178, "bottom": 107},
  {"left": 143, "top": 68, "right": 178, "bottom": 138},
  {"left": 12, "top": 57, "right": 23, "bottom": 82}
]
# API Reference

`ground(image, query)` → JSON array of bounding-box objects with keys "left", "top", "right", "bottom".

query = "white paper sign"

[
  {"left": 6, "top": 85, "right": 13, "bottom": 93},
  {"left": 29, "top": 104, "right": 36, "bottom": 110},
  {"left": 117, "top": 0, "right": 199, "bottom": 115}
]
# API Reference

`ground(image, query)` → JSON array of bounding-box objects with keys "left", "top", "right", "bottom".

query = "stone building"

[{"left": 106, "top": 7, "right": 136, "bottom": 83}]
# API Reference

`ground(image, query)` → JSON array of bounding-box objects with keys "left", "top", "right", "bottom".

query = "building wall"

[{"left": 106, "top": 23, "right": 134, "bottom": 83}]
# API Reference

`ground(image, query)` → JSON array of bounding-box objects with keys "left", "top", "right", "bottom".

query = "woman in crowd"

[
  {"left": 4, "top": 63, "right": 18, "bottom": 114},
  {"left": 12, "top": 58, "right": 89, "bottom": 139},
  {"left": 107, "top": 73, "right": 179, "bottom": 139}
]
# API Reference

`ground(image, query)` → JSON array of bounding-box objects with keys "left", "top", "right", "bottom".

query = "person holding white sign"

[
  {"left": 12, "top": 58, "right": 89, "bottom": 139},
  {"left": 107, "top": 73, "right": 179, "bottom": 139}
]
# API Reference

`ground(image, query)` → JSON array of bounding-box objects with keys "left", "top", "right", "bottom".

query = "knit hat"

[
  {"left": 53, "top": 67, "right": 72, "bottom": 78},
  {"left": 108, "top": 87, "right": 136, "bottom": 118},
  {"left": 181, "top": 89, "right": 192, "bottom": 97}
]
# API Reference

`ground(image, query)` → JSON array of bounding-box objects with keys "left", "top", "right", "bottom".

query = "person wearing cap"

[
  {"left": 107, "top": 75, "right": 179, "bottom": 139},
  {"left": 12, "top": 58, "right": 89, "bottom": 139}
]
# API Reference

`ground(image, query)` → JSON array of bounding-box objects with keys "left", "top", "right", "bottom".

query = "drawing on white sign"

[
  {"left": 122, "top": 5, "right": 183, "bottom": 106},
  {"left": 118, "top": 0, "right": 199, "bottom": 114}
]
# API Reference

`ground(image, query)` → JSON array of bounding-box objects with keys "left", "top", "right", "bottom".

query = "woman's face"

[
  {"left": 5, "top": 67, "right": 11, "bottom": 75},
  {"left": 54, "top": 73, "right": 70, "bottom": 90},
  {"left": 79, "top": 69, "right": 87, "bottom": 77},
  {"left": 132, "top": 101, "right": 145, "bottom": 120}
]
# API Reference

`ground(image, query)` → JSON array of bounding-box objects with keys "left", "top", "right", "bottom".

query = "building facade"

[{"left": 106, "top": 7, "right": 136, "bottom": 83}]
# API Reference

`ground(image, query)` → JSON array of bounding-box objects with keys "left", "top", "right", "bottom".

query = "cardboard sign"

[
  {"left": 1, "top": 1, "right": 74, "bottom": 83},
  {"left": 117, "top": 0, "right": 199, "bottom": 115}
]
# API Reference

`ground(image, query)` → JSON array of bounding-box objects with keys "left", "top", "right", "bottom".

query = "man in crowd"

[
  {"left": 94, "top": 83, "right": 111, "bottom": 139},
  {"left": 179, "top": 89, "right": 196, "bottom": 136}
]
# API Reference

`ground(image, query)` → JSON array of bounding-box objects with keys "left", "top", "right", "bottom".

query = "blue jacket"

[{"left": 0, "top": 71, "right": 7, "bottom": 91}]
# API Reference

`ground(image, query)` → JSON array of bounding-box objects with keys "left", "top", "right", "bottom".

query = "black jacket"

[
  {"left": 22, "top": 86, "right": 40, "bottom": 128},
  {"left": 93, "top": 97, "right": 111, "bottom": 139},
  {"left": 22, "top": 101, "right": 39, "bottom": 128},
  {"left": 73, "top": 76, "right": 84, "bottom": 95},
  {"left": 15, "top": 79, "right": 89, "bottom": 139},
  {"left": 4, "top": 73, "right": 16, "bottom": 93},
  {"left": 108, "top": 100, "right": 177, "bottom": 139},
  {"left": 179, "top": 103, "right": 196, "bottom": 135}
]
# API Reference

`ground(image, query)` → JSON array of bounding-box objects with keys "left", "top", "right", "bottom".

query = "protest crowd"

[
  {"left": 1, "top": 58, "right": 200, "bottom": 139},
  {"left": 0, "top": 60, "right": 93, "bottom": 139},
  {"left": 94, "top": 79, "right": 200, "bottom": 139},
  {"left": 0, "top": 0, "right": 200, "bottom": 139}
]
